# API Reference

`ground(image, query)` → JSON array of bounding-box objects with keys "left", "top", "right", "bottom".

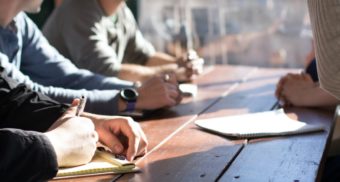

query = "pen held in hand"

[{"left": 76, "top": 95, "right": 87, "bottom": 116}]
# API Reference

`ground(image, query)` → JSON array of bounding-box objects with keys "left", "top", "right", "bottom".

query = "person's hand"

[
  {"left": 85, "top": 114, "right": 148, "bottom": 161},
  {"left": 135, "top": 74, "right": 182, "bottom": 110},
  {"left": 176, "top": 50, "right": 204, "bottom": 82},
  {"left": 275, "top": 73, "right": 317, "bottom": 106},
  {"left": 45, "top": 99, "right": 98, "bottom": 167}
]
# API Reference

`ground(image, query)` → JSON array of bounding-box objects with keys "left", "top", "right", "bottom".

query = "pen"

[{"left": 76, "top": 95, "right": 87, "bottom": 116}]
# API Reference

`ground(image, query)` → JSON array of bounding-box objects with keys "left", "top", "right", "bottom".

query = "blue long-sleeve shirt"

[{"left": 0, "top": 12, "right": 133, "bottom": 115}]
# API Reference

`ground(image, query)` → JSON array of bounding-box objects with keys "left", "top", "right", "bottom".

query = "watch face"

[{"left": 120, "top": 88, "right": 138, "bottom": 101}]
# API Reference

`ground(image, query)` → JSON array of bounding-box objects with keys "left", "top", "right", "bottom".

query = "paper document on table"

[
  {"left": 179, "top": 83, "right": 198, "bottom": 97},
  {"left": 195, "top": 109, "right": 325, "bottom": 138},
  {"left": 55, "top": 149, "right": 139, "bottom": 179}
]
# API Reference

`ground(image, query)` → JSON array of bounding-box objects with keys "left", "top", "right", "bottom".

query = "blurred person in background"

[
  {"left": 43, "top": 0, "right": 204, "bottom": 83},
  {"left": 0, "top": 0, "right": 182, "bottom": 116}
]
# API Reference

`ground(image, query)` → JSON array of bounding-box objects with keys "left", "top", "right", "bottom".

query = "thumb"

[
  {"left": 64, "top": 98, "right": 80, "bottom": 116},
  {"left": 47, "top": 98, "right": 80, "bottom": 131}
]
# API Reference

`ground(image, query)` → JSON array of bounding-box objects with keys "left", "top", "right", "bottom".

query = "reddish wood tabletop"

[{"left": 53, "top": 65, "right": 335, "bottom": 182}]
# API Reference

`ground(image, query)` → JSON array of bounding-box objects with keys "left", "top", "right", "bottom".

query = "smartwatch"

[{"left": 120, "top": 88, "right": 138, "bottom": 112}]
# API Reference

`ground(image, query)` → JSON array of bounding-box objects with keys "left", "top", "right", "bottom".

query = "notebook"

[
  {"left": 195, "top": 109, "right": 325, "bottom": 138},
  {"left": 55, "top": 149, "right": 139, "bottom": 179}
]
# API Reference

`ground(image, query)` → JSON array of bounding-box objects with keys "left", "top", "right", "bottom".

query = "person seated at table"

[
  {"left": 42, "top": 0, "right": 204, "bottom": 83},
  {"left": 0, "top": 68, "right": 147, "bottom": 181},
  {"left": 0, "top": 0, "right": 182, "bottom": 116},
  {"left": 306, "top": 0, "right": 340, "bottom": 181},
  {"left": 275, "top": 57, "right": 340, "bottom": 108}
]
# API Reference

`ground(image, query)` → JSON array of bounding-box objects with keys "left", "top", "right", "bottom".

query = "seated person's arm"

[
  {"left": 145, "top": 51, "right": 204, "bottom": 82},
  {"left": 0, "top": 71, "right": 147, "bottom": 180},
  {"left": 0, "top": 66, "right": 68, "bottom": 131},
  {"left": 22, "top": 14, "right": 132, "bottom": 90},
  {"left": 275, "top": 73, "right": 340, "bottom": 107},
  {"left": 117, "top": 53, "right": 178, "bottom": 82}
]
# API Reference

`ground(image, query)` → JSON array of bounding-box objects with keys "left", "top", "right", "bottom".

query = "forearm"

[
  {"left": 0, "top": 129, "right": 58, "bottom": 181},
  {"left": 298, "top": 86, "right": 340, "bottom": 107},
  {"left": 145, "top": 52, "right": 177, "bottom": 67},
  {"left": 146, "top": 53, "right": 179, "bottom": 75},
  {"left": 309, "top": 87, "right": 340, "bottom": 107},
  {"left": 118, "top": 64, "right": 156, "bottom": 82}
]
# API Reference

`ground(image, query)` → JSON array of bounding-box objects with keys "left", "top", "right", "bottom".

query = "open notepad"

[
  {"left": 195, "top": 109, "right": 325, "bottom": 138},
  {"left": 55, "top": 149, "right": 139, "bottom": 179}
]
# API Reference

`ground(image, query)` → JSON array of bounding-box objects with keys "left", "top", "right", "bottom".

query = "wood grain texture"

[
  {"left": 138, "top": 65, "right": 257, "bottom": 152},
  {"left": 51, "top": 66, "right": 333, "bottom": 182},
  {"left": 117, "top": 67, "right": 296, "bottom": 182},
  {"left": 218, "top": 107, "right": 334, "bottom": 182},
  {"left": 51, "top": 65, "right": 255, "bottom": 182}
]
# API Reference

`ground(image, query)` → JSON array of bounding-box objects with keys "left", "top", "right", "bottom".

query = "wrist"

[
  {"left": 119, "top": 88, "right": 138, "bottom": 112},
  {"left": 44, "top": 132, "right": 63, "bottom": 167},
  {"left": 118, "top": 97, "right": 128, "bottom": 112}
]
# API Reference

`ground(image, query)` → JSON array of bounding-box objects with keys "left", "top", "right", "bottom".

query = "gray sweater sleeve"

[
  {"left": 308, "top": 0, "right": 340, "bottom": 99},
  {"left": 43, "top": 1, "right": 155, "bottom": 77},
  {"left": 43, "top": 0, "right": 123, "bottom": 76}
]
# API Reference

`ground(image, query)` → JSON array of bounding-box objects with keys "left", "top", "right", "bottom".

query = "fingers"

[
  {"left": 275, "top": 73, "right": 303, "bottom": 99},
  {"left": 177, "top": 50, "right": 204, "bottom": 80},
  {"left": 275, "top": 74, "right": 292, "bottom": 106},
  {"left": 126, "top": 132, "right": 139, "bottom": 161},
  {"left": 161, "top": 73, "right": 181, "bottom": 106},
  {"left": 48, "top": 98, "right": 81, "bottom": 130},
  {"left": 71, "top": 99, "right": 80, "bottom": 107},
  {"left": 164, "top": 82, "right": 181, "bottom": 106},
  {"left": 278, "top": 90, "right": 291, "bottom": 107},
  {"left": 275, "top": 75, "right": 288, "bottom": 99},
  {"left": 275, "top": 72, "right": 314, "bottom": 107},
  {"left": 63, "top": 98, "right": 80, "bottom": 117},
  {"left": 126, "top": 121, "right": 148, "bottom": 160},
  {"left": 100, "top": 130, "right": 124, "bottom": 154},
  {"left": 101, "top": 118, "right": 148, "bottom": 161},
  {"left": 183, "top": 58, "right": 204, "bottom": 78},
  {"left": 162, "top": 72, "right": 177, "bottom": 85},
  {"left": 190, "top": 58, "right": 204, "bottom": 74}
]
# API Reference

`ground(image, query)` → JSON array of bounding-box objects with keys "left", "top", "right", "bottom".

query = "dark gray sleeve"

[
  {"left": 0, "top": 66, "right": 68, "bottom": 132},
  {"left": 0, "top": 129, "right": 58, "bottom": 181}
]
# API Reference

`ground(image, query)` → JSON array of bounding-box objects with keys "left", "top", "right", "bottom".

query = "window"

[{"left": 138, "top": 0, "right": 312, "bottom": 68}]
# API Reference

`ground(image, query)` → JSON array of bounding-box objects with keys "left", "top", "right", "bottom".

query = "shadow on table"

[
  {"left": 140, "top": 82, "right": 277, "bottom": 121},
  {"left": 198, "top": 73, "right": 285, "bottom": 88},
  {"left": 120, "top": 145, "right": 243, "bottom": 182}
]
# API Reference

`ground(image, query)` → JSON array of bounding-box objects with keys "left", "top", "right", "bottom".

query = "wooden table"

[{"left": 53, "top": 65, "right": 335, "bottom": 182}]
